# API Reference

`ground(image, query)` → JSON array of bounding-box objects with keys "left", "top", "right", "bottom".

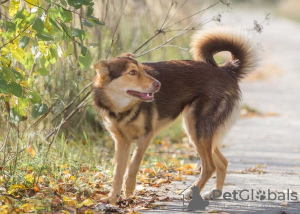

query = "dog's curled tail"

[{"left": 190, "top": 26, "right": 259, "bottom": 80}]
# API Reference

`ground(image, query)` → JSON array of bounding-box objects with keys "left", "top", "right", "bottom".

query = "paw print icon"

[{"left": 256, "top": 190, "right": 266, "bottom": 200}]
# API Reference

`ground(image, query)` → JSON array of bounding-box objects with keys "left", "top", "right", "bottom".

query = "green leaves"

[
  {"left": 29, "top": 91, "right": 41, "bottom": 104},
  {"left": 31, "top": 103, "right": 49, "bottom": 118},
  {"left": 36, "top": 68, "right": 49, "bottom": 76},
  {"left": 1, "top": 0, "right": 102, "bottom": 123},
  {"left": 32, "top": 18, "right": 44, "bottom": 33},
  {"left": 19, "top": 36, "right": 30, "bottom": 49},
  {"left": 72, "top": 28, "right": 85, "bottom": 42},
  {"left": 36, "top": 33, "right": 54, "bottom": 41},
  {"left": 0, "top": 80, "right": 9, "bottom": 94},
  {"left": 66, "top": 0, "right": 93, "bottom": 9},
  {"left": 10, "top": 106, "right": 27, "bottom": 123},
  {"left": 9, "top": 82, "right": 23, "bottom": 97},
  {"left": 79, "top": 52, "right": 92, "bottom": 70}
]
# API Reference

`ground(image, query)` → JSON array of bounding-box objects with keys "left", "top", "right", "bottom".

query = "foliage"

[{"left": 0, "top": 0, "right": 103, "bottom": 125}]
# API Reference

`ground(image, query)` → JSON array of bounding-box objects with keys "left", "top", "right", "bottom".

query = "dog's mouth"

[{"left": 127, "top": 90, "right": 155, "bottom": 101}]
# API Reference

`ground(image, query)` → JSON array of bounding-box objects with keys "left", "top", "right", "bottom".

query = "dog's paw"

[
  {"left": 100, "top": 196, "right": 118, "bottom": 204},
  {"left": 123, "top": 177, "right": 136, "bottom": 198},
  {"left": 182, "top": 188, "right": 193, "bottom": 200},
  {"left": 202, "top": 190, "right": 214, "bottom": 200}
]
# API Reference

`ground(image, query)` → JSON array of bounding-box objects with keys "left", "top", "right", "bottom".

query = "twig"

[
  {"left": 3, "top": 148, "right": 25, "bottom": 165},
  {"left": 0, "top": 12, "right": 12, "bottom": 21},
  {"left": 159, "top": 1, "right": 175, "bottom": 30},
  {"left": 135, "top": 29, "right": 193, "bottom": 58},
  {"left": 58, "top": 20, "right": 81, "bottom": 44},
  {"left": 44, "top": 91, "right": 92, "bottom": 140},
  {"left": 133, "top": 31, "right": 162, "bottom": 54},
  {"left": 25, "top": 104, "right": 53, "bottom": 132},
  {"left": 164, "top": 1, "right": 220, "bottom": 30},
  {"left": 105, "top": 0, "right": 128, "bottom": 59},
  {"left": 1, "top": 124, "right": 11, "bottom": 167},
  {"left": 136, "top": 10, "right": 202, "bottom": 58},
  {"left": 0, "top": 0, "right": 9, "bottom": 5},
  {"left": 51, "top": 82, "right": 92, "bottom": 122},
  {"left": 161, "top": 0, "right": 189, "bottom": 30},
  {"left": 0, "top": 24, "right": 31, "bottom": 50}
]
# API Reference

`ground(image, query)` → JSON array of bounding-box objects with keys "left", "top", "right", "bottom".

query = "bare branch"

[
  {"left": 159, "top": 1, "right": 176, "bottom": 30},
  {"left": 164, "top": 1, "right": 220, "bottom": 30},
  {"left": 0, "top": 0, "right": 9, "bottom": 5},
  {"left": 44, "top": 91, "right": 92, "bottom": 140},
  {"left": 105, "top": 0, "right": 128, "bottom": 59},
  {"left": 161, "top": 0, "right": 189, "bottom": 30},
  {"left": 51, "top": 81, "right": 92, "bottom": 122}
]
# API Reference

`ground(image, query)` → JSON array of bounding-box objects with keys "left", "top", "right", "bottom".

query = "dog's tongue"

[
  {"left": 127, "top": 90, "right": 154, "bottom": 100},
  {"left": 141, "top": 93, "right": 154, "bottom": 100}
]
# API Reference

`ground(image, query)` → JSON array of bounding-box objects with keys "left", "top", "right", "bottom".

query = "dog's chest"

[{"left": 102, "top": 110, "right": 146, "bottom": 141}]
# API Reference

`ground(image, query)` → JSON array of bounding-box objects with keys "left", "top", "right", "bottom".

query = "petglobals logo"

[{"left": 212, "top": 189, "right": 298, "bottom": 201}]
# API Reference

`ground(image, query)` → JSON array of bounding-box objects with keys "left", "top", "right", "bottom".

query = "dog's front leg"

[
  {"left": 123, "top": 134, "right": 153, "bottom": 197},
  {"left": 104, "top": 137, "right": 132, "bottom": 203}
]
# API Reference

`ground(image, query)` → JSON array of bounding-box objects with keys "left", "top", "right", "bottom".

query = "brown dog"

[{"left": 92, "top": 26, "right": 258, "bottom": 203}]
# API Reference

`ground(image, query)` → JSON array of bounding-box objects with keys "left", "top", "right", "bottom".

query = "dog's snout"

[{"left": 153, "top": 81, "right": 161, "bottom": 89}]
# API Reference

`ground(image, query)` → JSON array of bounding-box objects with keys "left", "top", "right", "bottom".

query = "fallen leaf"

[{"left": 27, "top": 146, "right": 36, "bottom": 158}]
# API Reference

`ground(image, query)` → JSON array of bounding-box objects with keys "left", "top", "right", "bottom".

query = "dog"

[{"left": 92, "top": 26, "right": 258, "bottom": 203}]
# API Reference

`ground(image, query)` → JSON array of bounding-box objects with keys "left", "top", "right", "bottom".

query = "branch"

[
  {"left": 136, "top": 17, "right": 214, "bottom": 58},
  {"left": 105, "top": 0, "right": 128, "bottom": 59},
  {"left": 160, "top": 0, "right": 189, "bottom": 30},
  {"left": 51, "top": 81, "right": 92, "bottom": 122},
  {"left": 164, "top": 1, "right": 220, "bottom": 30},
  {"left": 0, "top": 0, "right": 9, "bottom": 5},
  {"left": 0, "top": 124, "right": 11, "bottom": 167},
  {"left": 0, "top": 24, "right": 31, "bottom": 50},
  {"left": 58, "top": 20, "right": 81, "bottom": 44},
  {"left": 159, "top": 1, "right": 176, "bottom": 30},
  {"left": 44, "top": 90, "right": 92, "bottom": 140}
]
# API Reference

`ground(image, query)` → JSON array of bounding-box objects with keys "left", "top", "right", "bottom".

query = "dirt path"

[{"left": 140, "top": 8, "right": 300, "bottom": 214}]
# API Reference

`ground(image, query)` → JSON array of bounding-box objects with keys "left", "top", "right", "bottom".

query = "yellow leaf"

[
  {"left": 9, "top": 0, "right": 20, "bottom": 17},
  {"left": 25, "top": 0, "right": 40, "bottom": 8},
  {"left": 38, "top": 41, "right": 49, "bottom": 55},
  {"left": 44, "top": 16, "right": 52, "bottom": 31},
  {"left": 25, "top": 174, "right": 34, "bottom": 184},
  {"left": 85, "top": 210, "right": 95, "bottom": 214},
  {"left": 155, "top": 162, "right": 164, "bottom": 168},
  {"left": 76, "top": 198, "right": 93, "bottom": 208},
  {"left": 156, "top": 178, "right": 168, "bottom": 184},
  {"left": 0, "top": 205, "right": 9, "bottom": 213},
  {"left": 10, "top": 44, "right": 25, "bottom": 63},
  {"left": 27, "top": 146, "right": 36, "bottom": 158},
  {"left": 0, "top": 56, "right": 11, "bottom": 66},
  {"left": 8, "top": 184, "right": 26, "bottom": 195},
  {"left": 20, "top": 203, "right": 33, "bottom": 212},
  {"left": 62, "top": 195, "right": 77, "bottom": 206},
  {"left": 82, "top": 198, "right": 94, "bottom": 206}
]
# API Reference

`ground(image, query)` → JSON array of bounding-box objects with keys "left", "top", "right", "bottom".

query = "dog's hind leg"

[
  {"left": 123, "top": 134, "right": 153, "bottom": 197},
  {"left": 202, "top": 147, "right": 228, "bottom": 200},
  {"left": 103, "top": 136, "right": 132, "bottom": 203},
  {"left": 181, "top": 101, "right": 216, "bottom": 199}
]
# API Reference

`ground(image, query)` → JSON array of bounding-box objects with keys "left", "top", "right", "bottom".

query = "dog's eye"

[{"left": 129, "top": 70, "right": 137, "bottom": 75}]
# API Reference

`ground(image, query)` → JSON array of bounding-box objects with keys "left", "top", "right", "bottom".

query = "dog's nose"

[{"left": 153, "top": 81, "right": 161, "bottom": 89}]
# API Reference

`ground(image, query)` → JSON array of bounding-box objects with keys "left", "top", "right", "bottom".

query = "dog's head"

[{"left": 93, "top": 54, "right": 161, "bottom": 104}]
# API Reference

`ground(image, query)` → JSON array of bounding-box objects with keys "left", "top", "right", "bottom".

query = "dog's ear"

[
  {"left": 119, "top": 53, "right": 135, "bottom": 59},
  {"left": 92, "top": 60, "right": 109, "bottom": 76}
]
